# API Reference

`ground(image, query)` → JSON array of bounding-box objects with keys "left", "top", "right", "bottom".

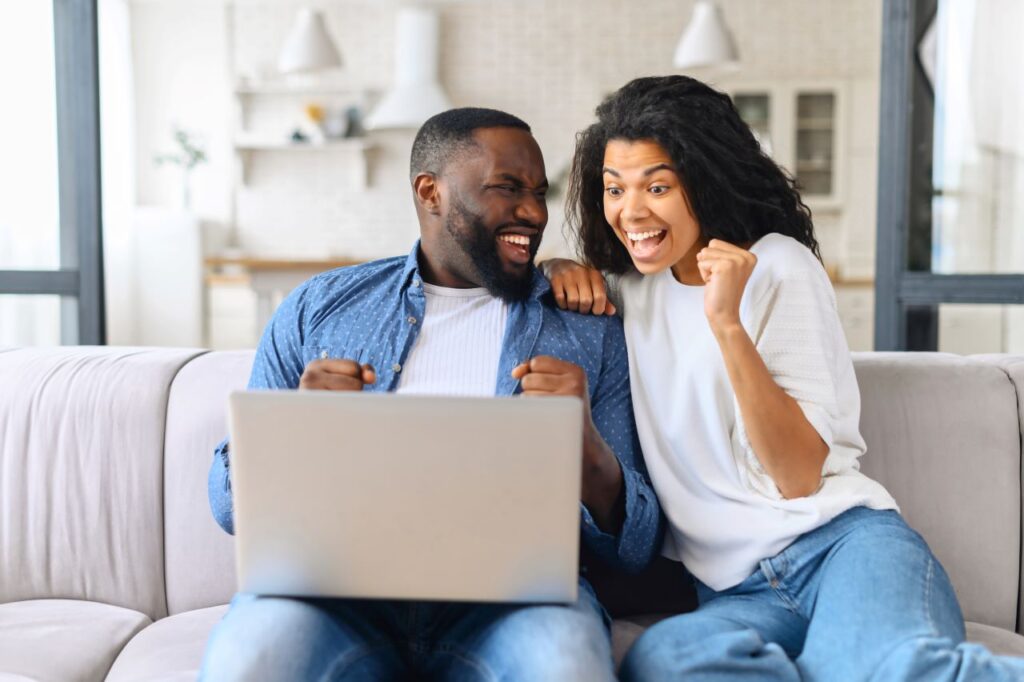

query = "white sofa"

[{"left": 1, "top": 347, "right": 1023, "bottom": 680}]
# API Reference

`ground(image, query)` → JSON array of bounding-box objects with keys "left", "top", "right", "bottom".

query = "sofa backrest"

[
  {"left": 853, "top": 353, "right": 1022, "bottom": 632},
  {"left": 4, "top": 347, "right": 1022, "bottom": 634},
  {"left": 0, "top": 347, "right": 203, "bottom": 620},
  {"left": 973, "top": 354, "right": 1024, "bottom": 632},
  {"left": 162, "top": 350, "right": 252, "bottom": 615}
]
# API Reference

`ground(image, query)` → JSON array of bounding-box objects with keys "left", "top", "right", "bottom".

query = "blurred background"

[{"left": 1, "top": 0, "right": 1021, "bottom": 353}]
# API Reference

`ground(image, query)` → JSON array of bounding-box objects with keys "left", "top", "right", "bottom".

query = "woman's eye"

[
  {"left": 649, "top": 185, "right": 670, "bottom": 195},
  {"left": 605, "top": 187, "right": 623, "bottom": 197}
]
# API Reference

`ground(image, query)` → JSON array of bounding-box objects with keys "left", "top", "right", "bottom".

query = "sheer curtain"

[
  {"left": 99, "top": 0, "right": 138, "bottom": 344},
  {"left": 932, "top": 0, "right": 1024, "bottom": 274}
]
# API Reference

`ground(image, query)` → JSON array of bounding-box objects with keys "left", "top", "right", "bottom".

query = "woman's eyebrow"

[
  {"left": 601, "top": 163, "right": 673, "bottom": 177},
  {"left": 643, "top": 163, "right": 673, "bottom": 176}
]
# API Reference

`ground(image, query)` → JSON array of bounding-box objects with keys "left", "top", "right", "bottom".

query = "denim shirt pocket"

[{"left": 300, "top": 344, "right": 385, "bottom": 390}]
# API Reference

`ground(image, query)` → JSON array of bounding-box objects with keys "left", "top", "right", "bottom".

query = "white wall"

[{"left": 127, "top": 0, "right": 883, "bottom": 266}]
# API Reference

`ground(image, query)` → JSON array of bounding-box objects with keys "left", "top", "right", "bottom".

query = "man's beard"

[{"left": 445, "top": 196, "right": 538, "bottom": 302}]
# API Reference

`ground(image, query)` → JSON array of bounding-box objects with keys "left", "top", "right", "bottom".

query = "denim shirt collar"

[{"left": 402, "top": 240, "right": 552, "bottom": 303}]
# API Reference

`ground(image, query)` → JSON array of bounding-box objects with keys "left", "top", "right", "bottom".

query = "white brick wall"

[{"left": 220, "top": 0, "right": 882, "bottom": 263}]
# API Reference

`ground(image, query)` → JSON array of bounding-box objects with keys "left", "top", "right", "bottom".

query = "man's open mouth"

[{"left": 497, "top": 232, "right": 534, "bottom": 265}]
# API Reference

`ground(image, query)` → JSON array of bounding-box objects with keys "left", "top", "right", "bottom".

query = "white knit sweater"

[{"left": 616, "top": 233, "right": 897, "bottom": 591}]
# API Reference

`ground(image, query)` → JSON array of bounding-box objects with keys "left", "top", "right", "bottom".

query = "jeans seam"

[
  {"left": 762, "top": 560, "right": 801, "bottom": 614},
  {"left": 924, "top": 556, "right": 937, "bottom": 637},
  {"left": 320, "top": 642, "right": 390, "bottom": 682}
]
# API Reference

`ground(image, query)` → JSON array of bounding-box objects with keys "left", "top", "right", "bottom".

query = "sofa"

[{"left": 1, "top": 346, "right": 1023, "bottom": 680}]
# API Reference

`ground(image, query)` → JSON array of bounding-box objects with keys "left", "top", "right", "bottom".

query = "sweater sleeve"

[{"left": 731, "top": 266, "right": 862, "bottom": 499}]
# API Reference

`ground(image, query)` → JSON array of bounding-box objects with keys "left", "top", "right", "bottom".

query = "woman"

[{"left": 547, "top": 75, "right": 1024, "bottom": 680}]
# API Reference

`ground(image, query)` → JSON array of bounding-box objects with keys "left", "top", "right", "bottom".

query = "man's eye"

[{"left": 497, "top": 185, "right": 517, "bottom": 193}]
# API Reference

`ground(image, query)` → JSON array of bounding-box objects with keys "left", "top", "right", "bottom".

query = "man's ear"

[{"left": 413, "top": 173, "right": 442, "bottom": 216}]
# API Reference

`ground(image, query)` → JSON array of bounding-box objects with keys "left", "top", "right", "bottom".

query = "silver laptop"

[{"left": 228, "top": 390, "right": 583, "bottom": 603}]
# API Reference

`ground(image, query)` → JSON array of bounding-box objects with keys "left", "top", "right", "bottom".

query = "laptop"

[{"left": 227, "top": 390, "right": 583, "bottom": 603}]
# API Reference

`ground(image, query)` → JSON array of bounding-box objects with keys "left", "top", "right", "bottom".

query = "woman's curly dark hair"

[{"left": 567, "top": 75, "right": 820, "bottom": 273}]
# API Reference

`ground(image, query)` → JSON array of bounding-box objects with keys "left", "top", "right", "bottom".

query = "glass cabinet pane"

[
  {"left": 734, "top": 93, "right": 772, "bottom": 156},
  {"left": 795, "top": 93, "right": 835, "bottom": 196}
]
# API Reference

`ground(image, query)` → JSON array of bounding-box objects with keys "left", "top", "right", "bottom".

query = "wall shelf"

[{"left": 234, "top": 137, "right": 374, "bottom": 187}]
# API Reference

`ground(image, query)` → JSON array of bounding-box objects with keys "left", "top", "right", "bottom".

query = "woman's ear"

[{"left": 413, "top": 173, "right": 442, "bottom": 216}]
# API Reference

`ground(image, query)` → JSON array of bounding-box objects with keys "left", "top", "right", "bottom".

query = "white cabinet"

[
  {"left": 725, "top": 80, "right": 846, "bottom": 209},
  {"left": 834, "top": 284, "right": 875, "bottom": 352}
]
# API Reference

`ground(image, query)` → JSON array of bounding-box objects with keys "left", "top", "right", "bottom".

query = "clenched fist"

[
  {"left": 299, "top": 359, "right": 376, "bottom": 391},
  {"left": 696, "top": 238, "right": 757, "bottom": 332}
]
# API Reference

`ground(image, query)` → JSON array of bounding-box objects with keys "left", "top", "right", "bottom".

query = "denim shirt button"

[
  {"left": 407, "top": 316, "right": 417, "bottom": 325},
  {"left": 392, "top": 363, "right": 402, "bottom": 373},
  {"left": 320, "top": 350, "right": 328, "bottom": 360}
]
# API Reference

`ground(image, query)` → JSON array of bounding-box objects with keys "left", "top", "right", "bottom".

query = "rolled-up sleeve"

[
  {"left": 580, "top": 315, "right": 664, "bottom": 573},
  {"left": 207, "top": 280, "right": 311, "bottom": 535}
]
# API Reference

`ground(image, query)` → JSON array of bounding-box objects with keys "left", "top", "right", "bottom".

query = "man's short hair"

[{"left": 410, "top": 107, "right": 531, "bottom": 180}]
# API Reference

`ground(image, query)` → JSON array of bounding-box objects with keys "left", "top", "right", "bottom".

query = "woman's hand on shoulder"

[
  {"left": 541, "top": 258, "right": 616, "bottom": 316},
  {"left": 697, "top": 239, "right": 757, "bottom": 332}
]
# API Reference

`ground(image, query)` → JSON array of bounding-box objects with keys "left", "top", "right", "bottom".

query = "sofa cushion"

[
  {"left": 852, "top": 353, "right": 1021, "bottom": 631},
  {"left": 0, "top": 347, "right": 204, "bottom": 620},
  {"left": 163, "top": 351, "right": 254, "bottom": 615},
  {"left": 0, "top": 599, "right": 150, "bottom": 681},
  {"left": 105, "top": 605, "right": 227, "bottom": 682}
]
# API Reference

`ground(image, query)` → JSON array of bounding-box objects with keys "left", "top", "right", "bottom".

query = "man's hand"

[
  {"left": 299, "top": 359, "right": 376, "bottom": 391},
  {"left": 512, "top": 356, "right": 625, "bottom": 532},
  {"left": 542, "top": 258, "right": 616, "bottom": 316}
]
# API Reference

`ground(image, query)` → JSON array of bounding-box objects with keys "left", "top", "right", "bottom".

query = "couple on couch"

[{"left": 202, "top": 76, "right": 1024, "bottom": 681}]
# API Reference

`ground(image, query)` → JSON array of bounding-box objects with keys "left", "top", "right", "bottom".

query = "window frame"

[
  {"left": 875, "top": 0, "right": 1024, "bottom": 350},
  {"left": 0, "top": 0, "right": 105, "bottom": 345}
]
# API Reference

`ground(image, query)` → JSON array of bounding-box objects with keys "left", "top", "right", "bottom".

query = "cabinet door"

[
  {"left": 795, "top": 92, "right": 837, "bottom": 199},
  {"left": 733, "top": 93, "right": 773, "bottom": 156}
]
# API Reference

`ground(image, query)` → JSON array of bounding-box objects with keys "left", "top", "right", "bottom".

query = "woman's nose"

[{"left": 621, "top": 190, "right": 649, "bottom": 221}]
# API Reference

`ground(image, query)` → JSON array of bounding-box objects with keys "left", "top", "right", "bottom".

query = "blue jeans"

[
  {"left": 621, "top": 506, "right": 1024, "bottom": 681},
  {"left": 199, "top": 579, "right": 615, "bottom": 681}
]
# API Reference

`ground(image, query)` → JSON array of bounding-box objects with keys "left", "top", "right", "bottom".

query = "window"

[
  {"left": 0, "top": 0, "right": 104, "bottom": 345},
  {"left": 875, "top": 0, "right": 1024, "bottom": 351}
]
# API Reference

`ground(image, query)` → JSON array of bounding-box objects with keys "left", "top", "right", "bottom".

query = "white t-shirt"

[
  {"left": 616, "top": 233, "right": 897, "bottom": 591},
  {"left": 396, "top": 283, "right": 508, "bottom": 397}
]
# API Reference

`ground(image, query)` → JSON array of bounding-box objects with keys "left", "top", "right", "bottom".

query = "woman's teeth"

[
  {"left": 499, "top": 234, "right": 531, "bottom": 246},
  {"left": 627, "top": 230, "right": 666, "bottom": 242}
]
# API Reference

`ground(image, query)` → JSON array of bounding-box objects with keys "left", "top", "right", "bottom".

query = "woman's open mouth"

[
  {"left": 624, "top": 229, "right": 668, "bottom": 261},
  {"left": 497, "top": 233, "right": 533, "bottom": 266}
]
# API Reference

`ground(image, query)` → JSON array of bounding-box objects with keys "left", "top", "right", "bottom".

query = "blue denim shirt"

[{"left": 209, "top": 243, "right": 663, "bottom": 573}]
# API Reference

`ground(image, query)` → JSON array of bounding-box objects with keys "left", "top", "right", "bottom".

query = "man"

[{"left": 202, "top": 108, "right": 662, "bottom": 681}]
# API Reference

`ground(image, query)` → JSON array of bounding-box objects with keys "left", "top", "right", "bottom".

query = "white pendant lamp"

[
  {"left": 366, "top": 7, "right": 453, "bottom": 130},
  {"left": 673, "top": 1, "right": 739, "bottom": 71},
  {"left": 277, "top": 8, "right": 342, "bottom": 74}
]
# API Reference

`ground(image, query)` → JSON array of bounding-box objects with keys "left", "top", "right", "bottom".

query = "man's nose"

[{"left": 515, "top": 191, "right": 546, "bottom": 226}]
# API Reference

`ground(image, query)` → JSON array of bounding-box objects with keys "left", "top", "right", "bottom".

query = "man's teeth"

[
  {"left": 499, "top": 234, "right": 531, "bottom": 246},
  {"left": 627, "top": 230, "right": 665, "bottom": 242}
]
